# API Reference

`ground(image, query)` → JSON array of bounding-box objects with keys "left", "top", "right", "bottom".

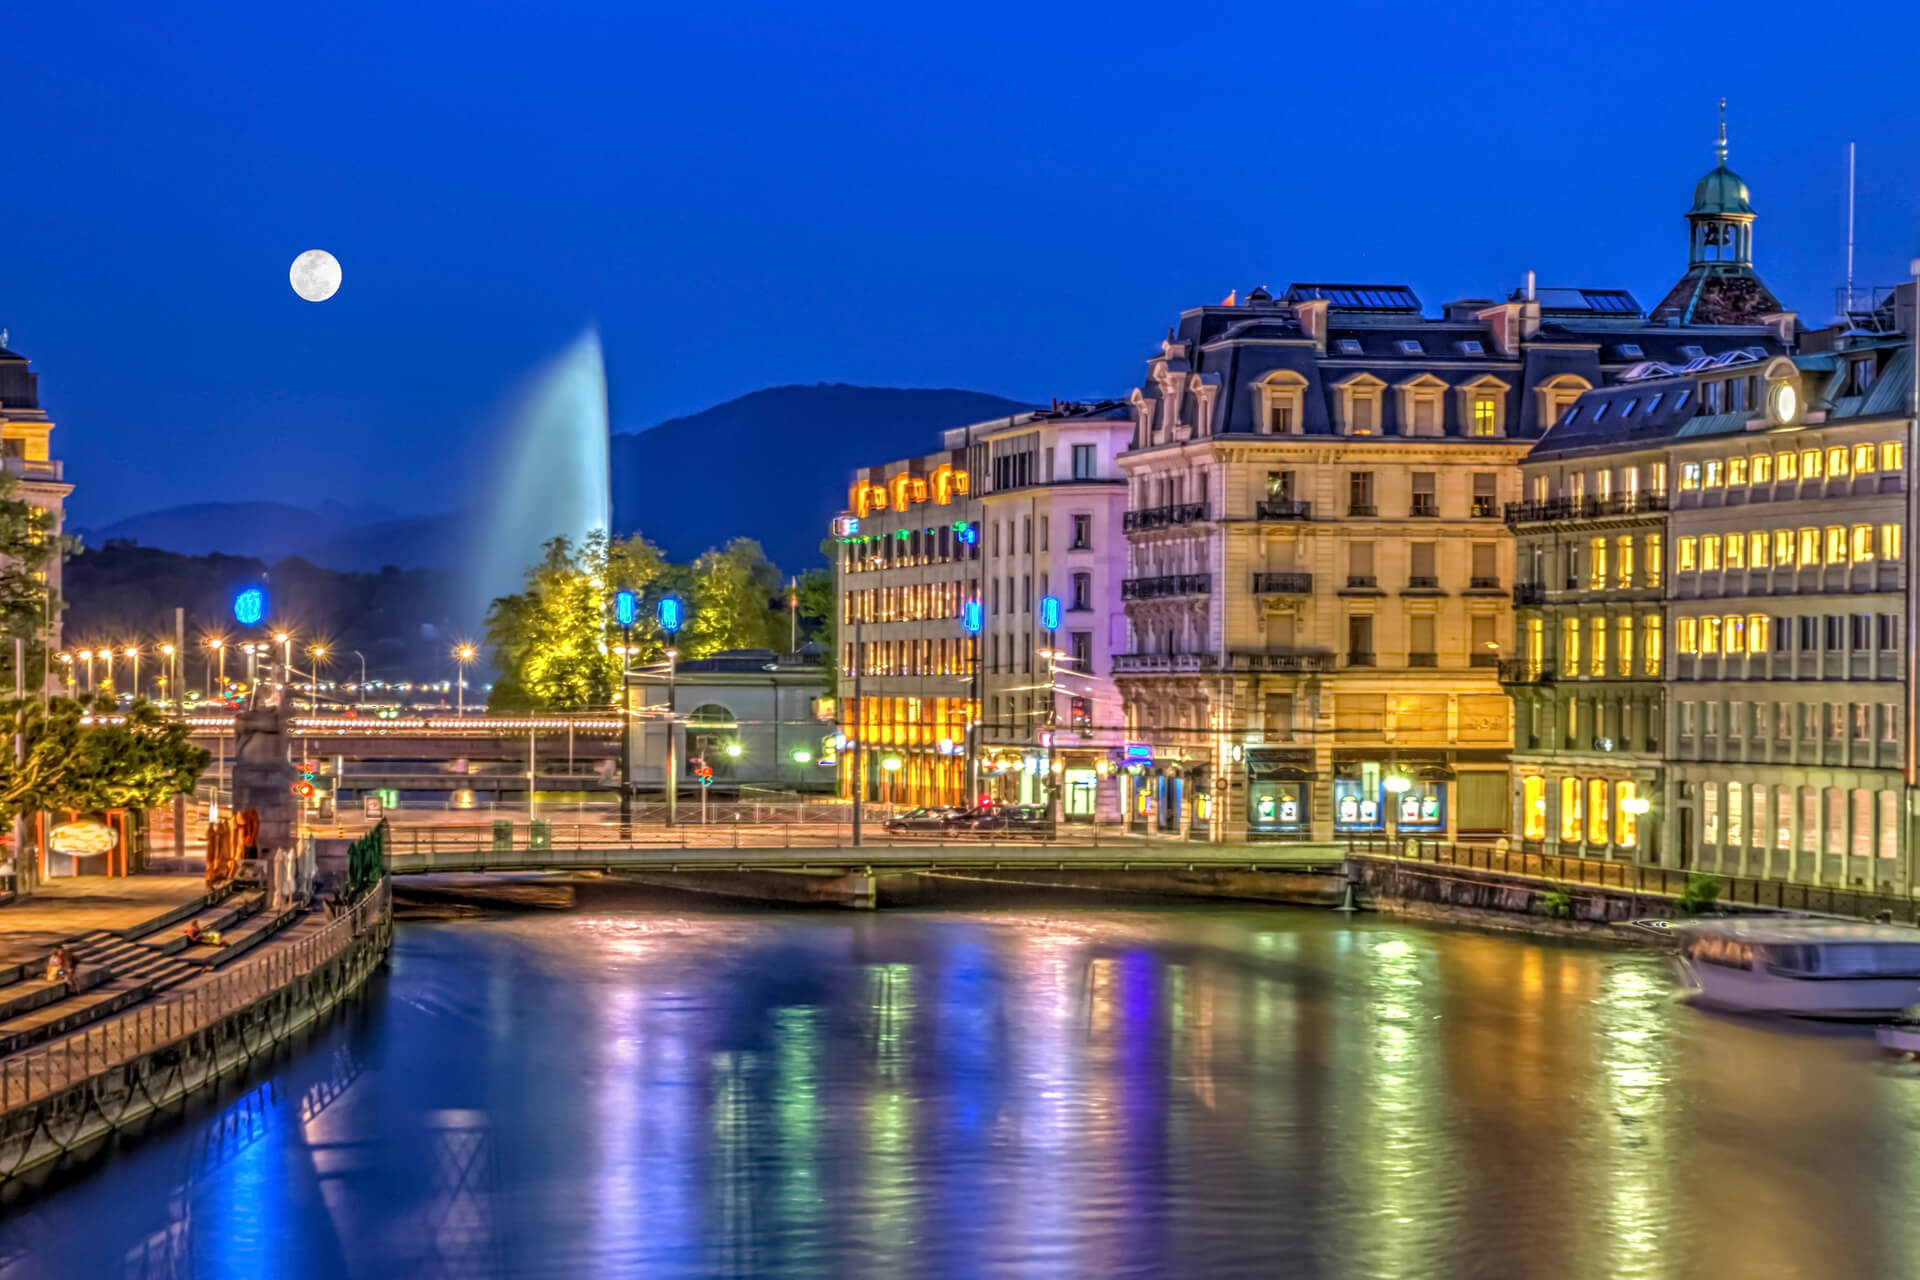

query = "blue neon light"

[
  {"left": 614, "top": 589, "right": 637, "bottom": 627},
  {"left": 961, "top": 601, "right": 984, "bottom": 634},
  {"left": 233, "top": 587, "right": 266, "bottom": 626},
  {"left": 1039, "top": 595, "right": 1061, "bottom": 631},
  {"left": 657, "top": 595, "right": 684, "bottom": 633}
]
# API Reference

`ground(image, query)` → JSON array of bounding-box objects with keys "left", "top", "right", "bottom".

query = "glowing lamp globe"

[
  {"left": 614, "top": 589, "right": 637, "bottom": 627},
  {"left": 233, "top": 587, "right": 266, "bottom": 626},
  {"left": 790, "top": 748, "right": 813, "bottom": 764},
  {"left": 1039, "top": 596, "right": 1061, "bottom": 631},
  {"left": 962, "top": 601, "right": 984, "bottom": 634},
  {"left": 656, "top": 595, "right": 684, "bottom": 634}
]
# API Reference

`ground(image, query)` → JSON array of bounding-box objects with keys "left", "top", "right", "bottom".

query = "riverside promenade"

[{"left": 0, "top": 876, "right": 392, "bottom": 1186}]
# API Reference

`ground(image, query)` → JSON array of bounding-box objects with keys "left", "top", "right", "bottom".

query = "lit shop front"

[{"left": 1245, "top": 750, "right": 1312, "bottom": 841}]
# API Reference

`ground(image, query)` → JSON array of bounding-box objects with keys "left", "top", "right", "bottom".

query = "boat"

[
  {"left": 1875, "top": 1020, "right": 1920, "bottom": 1056},
  {"left": 1665, "top": 919, "right": 1920, "bottom": 1018}
]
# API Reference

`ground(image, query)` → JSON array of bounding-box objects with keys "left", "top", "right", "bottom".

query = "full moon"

[{"left": 289, "top": 249, "right": 342, "bottom": 302}]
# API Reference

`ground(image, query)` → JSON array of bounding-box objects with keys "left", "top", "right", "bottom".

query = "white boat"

[
  {"left": 1875, "top": 1021, "right": 1920, "bottom": 1055},
  {"left": 1667, "top": 919, "right": 1920, "bottom": 1019}
]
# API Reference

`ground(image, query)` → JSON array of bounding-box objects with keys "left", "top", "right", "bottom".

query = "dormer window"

[
  {"left": 1534, "top": 373, "right": 1591, "bottom": 429},
  {"left": 1646, "top": 392, "right": 1664, "bottom": 413},
  {"left": 1397, "top": 339, "right": 1424, "bottom": 355},
  {"left": 1333, "top": 372, "right": 1387, "bottom": 436},
  {"left": 1396, "top": 373, "right": 1448, "bottom": 437},
  {"left": 1593, "top": 402, "right": 1610, "bottom": 422},
  {"left": 1456, "top": 339, "right": 1484, "bottom": 356},
  {"left": 1847, "top": 356, "right": 1877, "bottom": 397},
  {"left": 1616, "top": 343, "right": 1644, "bottom": 359},
  {"left": 1336, "top": 339, "right": 1362, "bottom": 355},
  {"left": 1256, "top": 369, "right": 1308, "bottom": 435},
  {"left": 1680, "top": 344, "right": 1706, "bottom": 360},
  {"left": 1457, "top": 373, "right": 1511, "bottom": 437}
]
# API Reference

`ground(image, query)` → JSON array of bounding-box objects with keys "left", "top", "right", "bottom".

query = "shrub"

[
  {"left": 1677, "top": 873, "right": 1723, "bottom": 915},
  {"left": 1539, "top": 886, "right": 1573, "bottom": 919}
]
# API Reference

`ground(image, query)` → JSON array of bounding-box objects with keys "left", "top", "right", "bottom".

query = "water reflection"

[{"left": 3, "top": 891, "right": 1918, "bottom": 1280}]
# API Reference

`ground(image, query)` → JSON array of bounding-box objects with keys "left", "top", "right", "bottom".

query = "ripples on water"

[{"left": 4, "top": 883, "right": 1920, "bottom": 1280}]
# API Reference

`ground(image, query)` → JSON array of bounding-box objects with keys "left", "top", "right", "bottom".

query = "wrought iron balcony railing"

[
  {"left": 1256, "top": 498, "right": 1312, "bottom": 521},
  {"left": 1252, "top": 572, "right": 1313, "bottom": 594},
  {"left": 1122, "top": 502, "right": 1209, "bottom": 533},
  {"left": 1120, "top": 573, "right": 1212, "bottom": 601},
  {"left": 1497, "top": 659, "right": 1557, "bottom": 684},
  {"left": 1504, "top": 492, "right": 1669, "bottom": 524}
]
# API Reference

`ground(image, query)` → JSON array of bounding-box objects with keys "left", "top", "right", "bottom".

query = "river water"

[{"left": 4, "top": 883, "right": 1919, "bottom": 1280}]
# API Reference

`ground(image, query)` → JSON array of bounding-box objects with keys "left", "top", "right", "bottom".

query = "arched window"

[
  {"left": 685, "top": 703, "right": 738, "bottom": 777},
  {"left": 1535, "top": 374, "right": 1592, "bottom": 430},
  {"left": 1457, "top": 373, "right": 1513, "bottom": 437},
  {"left": 1256, "top": 370, "right": 1309, "bottom": 434},
  {"left": 1395, "top": 373, "right": 1449, "bottom": 437}
]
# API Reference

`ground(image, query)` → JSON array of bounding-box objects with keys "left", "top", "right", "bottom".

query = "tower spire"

[{"left": 1716, "top": 97, "right": 1728, "bottom": 165}]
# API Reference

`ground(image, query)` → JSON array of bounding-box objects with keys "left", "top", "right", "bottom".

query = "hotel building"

[{"left": 0, "top": 337, "right": 72, "bottom": 661}]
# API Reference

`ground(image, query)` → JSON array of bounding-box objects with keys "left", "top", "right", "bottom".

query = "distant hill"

[
  {"left": 610, "top": 384, "right": 1033, "bottom": 570},
  {"left": 78, "top": 384, "right": 1034, "bottom": 580}
]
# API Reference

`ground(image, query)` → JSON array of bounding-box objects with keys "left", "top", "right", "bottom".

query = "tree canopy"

[{"left": 0, "top": 696, "right": 209, "bottom": 818}]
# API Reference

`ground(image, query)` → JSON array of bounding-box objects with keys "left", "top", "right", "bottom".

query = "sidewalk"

[{"left": 0, "top": 875, "right": 210, "bottom": 972}]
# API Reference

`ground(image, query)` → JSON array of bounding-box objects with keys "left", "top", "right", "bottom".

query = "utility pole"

[
  {"left": 851, "top": 610, "right": 864, "bottom": 848},
  {"left": 666, "top": 646, "right": 678, "bottom": 828},
  {"left": 618, "top": 618, "right": 633, "bottom": 839},
  {"left": 174, "top": 607, "right": 186, "bottom": 862}
]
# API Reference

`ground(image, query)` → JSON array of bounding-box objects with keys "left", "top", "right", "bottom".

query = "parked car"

[
  {"left": 882, "top": 806, "right": 970, "bottom": 833},
  {"left": 962, "top": 805, "right": 1055, "bottom": 837}
]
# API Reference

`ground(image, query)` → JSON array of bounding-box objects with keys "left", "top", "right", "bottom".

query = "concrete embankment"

[
  {"left": 1349, "top": 855, "right": 1678, "bottom": 945},
  {"left": 0, "top": 885, "right": 393, "bottom": 1189}
]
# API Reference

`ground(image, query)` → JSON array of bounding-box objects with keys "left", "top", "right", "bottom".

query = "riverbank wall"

[
  {"left": 1349, "top": 855, "right": 1681, "bottom": 945},
  {"left": 0, "top": 881, "right": 393, "bottom": 1188},
  {"left": 611, "top": 864, "right": 1346, "bottom": 910}
]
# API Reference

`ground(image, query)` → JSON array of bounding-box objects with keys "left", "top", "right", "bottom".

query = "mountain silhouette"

[{"left": 79, "top": 384, "right": 1034, "bottom": 577}]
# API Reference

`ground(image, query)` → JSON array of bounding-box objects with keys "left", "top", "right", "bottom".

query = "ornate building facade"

[{"left": 0, "top": 337, "right": 72, "bottom": 664}]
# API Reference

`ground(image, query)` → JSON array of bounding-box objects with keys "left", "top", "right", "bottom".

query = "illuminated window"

[
  {"left": 1701, "top": 616, "right": 1722, "bottom": 653},
  {"left": 1728, "top": 457, "right": 1748, "bottom": 485},
  {"left": 1471, "top": 397, "right": 1497, "bottom": 436},
  {"left": 1802, "top": 448, "right": 1822, "bottom": 479},
  {"left": 1725, "top": 533, "right": 1745, "bottom": 569},
  {"left": 1650, "top": 461, "right": 1668, "bottom": 494},
  {"left": 1560, "top": 777, "right": 1582, "bottom": 843},
  {"left": 1588, "top": 778, "right": 1609, "bottom": 845},
  {"left": 1589, "top": 537, "right": 1607, "bottom": 590},
  {"left": 1523, "top": 776, "right": 1546, "bottom": 841},
  {"left": 1726, "top": 783, "right": 1743, "bottom": 847},
  {"left": 1749, "top": 614, "right": 1770, "bottom": 652},
  {"left": 1798, "top": 527, "right": 1820, "bottom": 565},
  {"left": 1773, "top": 528, "right": 1794, "bottom": 565},
  {"left": 1827, "top": 446, "right": 1849, "bottom": 477},
  {"left": 1702, "top": 535, "right": 1721, "bottom": 571},
  {"left": 1616, "top": 781, "right": 1639, "bottom": 848},
  {"left": 1645, "top": 615, "right": 1662, "bottom": 675},
  {"left": 1752, "top": 454, "right": 1772, "bottom": 484},
  {"left": 1646, "top": 534, "right": 1662, "bottom": 587},
  {"left": 1852, "top": 524, "right": 1875, "bottom": 562},
  {"left": 1778, "top": 451, "right": 1798, "bottom": 481},
  {"left": 1748, "top": 531, "right": 1769, "bottom": 568},
  {"left": 1616, "top": 536, "right": 1634, "bottom": 588},
  {"left": 1725, "top": 614, "right": 1745, "bottom": 654},
  {"left": 1704, "top": 459, "right": 1724, "bottom": 486},
  {"left": 1680, "top": 463, "right": 1701, "bottom": 491},
  {"left": 1677, "top": 616, "right": 1698, "bottom": 654},
  {"left": 1562, "top": 617, "right": 1580, "bottom": 671},
  {"left": 1616, "top": 615, "right": 1633, "bottom": 676},
  {"left": 1882, "top": 441, "right": 1903, "bottom": 472},
  {"left": 1590, "top": 616, "right": 1607, "bottom": 676},
  {"left": 1854, "top": 443, "right": 1876, "bottom": 473},
  {"left": 1882, "top": 523, "right": 1903, "bottom": 560},
  {"left": 1826, "top": 525, "right": 1847, "bottom": 563}
]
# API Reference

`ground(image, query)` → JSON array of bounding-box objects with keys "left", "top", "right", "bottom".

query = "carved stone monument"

[{"left": 231, "top": 704, "right": 299, "bottom": 873}]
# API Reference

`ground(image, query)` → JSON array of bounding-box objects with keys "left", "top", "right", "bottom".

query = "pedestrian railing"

[
  {"left": 0, "top": 879, "right": 392, "bottom": 1116},
  {"left": 1348, "top": 838, "right": 1920, "bottom": 924}
]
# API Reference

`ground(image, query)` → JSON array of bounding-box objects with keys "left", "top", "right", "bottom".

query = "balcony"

[
  {"left": 1113, "top": 652, "right": 1215, "bottom": 674},
  {"left": 1512, "top": 582, "right": 1546, "bottom": 606},
  {"left": 1470, "top": 497, "right": 1500, "bottom": 518},
  {"left": 1348, "top": 503, "right": 1377, "bottom": 517},
  {"left": 1405, "top": 575, "right": 1440, "bottom": 590},
  {"left": 1122, "top": 502, "right": 1209, "bottom": 533},
  {"left": 1343, "top": 574, "right": 1379, "bottom": 590},
  {"left": 0, "top": 457, "right": 61, "bottom": 482},
  {"left": 1347, "top": 651, "right": 1377, "bottom": 667},
  {"left": 1408, "top": 652, "right": 1437, "bottom": 667},
  {"left": 1503, "top": 492, "right": 1669, "bottom": 525},
  {"left": 1256, "top": 497, "right": 1312, "bottom": 521},
  {"left": 1497, "top": 659, "right": 1557, "bottom": 684},
  {"left": 1469, "top": 652, "right": 1500, "bottom": 668},
  {"left": 1466, "top": 576, "right": 1502, "bottom": 591},
  {"left": 1120, "top": 573, "right": 1211, "bottom": 601},
  {"left": 1252, "top": 572, "right": 1313, "bottom": 594},
  {"left": 1410, "top": 498, "right": 1439, "bottom": 518},
  {"left": 1225, "top": 650, "right": 1335, "bottom": 674}
]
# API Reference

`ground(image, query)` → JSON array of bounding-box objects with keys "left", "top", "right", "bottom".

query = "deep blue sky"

[{"left": 8, "top": 1, "right": 1920, "bottom": 527}]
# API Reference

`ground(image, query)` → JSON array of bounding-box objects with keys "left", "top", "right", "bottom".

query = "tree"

[
  {"left": 59, "top": 700, "right": 211, "bottom": 816},
  {"left": 0, "top": 472, "right": 67, "bottom": 692},
  {"left": 484, "top": 531, "right": 669, "bottom": 711},
  {"left": 684, "top": 539, "right": 782, "bottom": 657},
  {"left": 795, "top": 562, "right": 836, "bottom": 678}
]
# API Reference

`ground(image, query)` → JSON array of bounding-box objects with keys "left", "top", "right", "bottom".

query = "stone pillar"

[{"left": 231, "top": 706, "right": 299, "bottom": 871}]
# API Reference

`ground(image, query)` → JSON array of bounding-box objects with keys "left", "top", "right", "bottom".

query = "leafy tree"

[
  {"left": 0, "top": 473, "right": 68, "bottom": 692},
  {"left": 484, "top": 531, "right": 669, "bottom": 710},
  {"left": 684, "top": 539, "right": 782, "bottom": 657},
  {"left": 59, "top": 699, "right": 211, "bottom": 815},
  {"left": 795, "top": 562, "right": 836, "bottom": 678}
]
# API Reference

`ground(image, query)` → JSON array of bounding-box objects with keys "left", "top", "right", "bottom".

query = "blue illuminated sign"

[
  {"left": 954, "top": 521, "right": 978, "bottom": 546},
  {"left": 657, "top": 595, "right": 684, "bottom": 633},
  {"left": 614, "top": 589, "right": 637, "bottom": 627},
  {"left": 1123, "top": 743, "right": 1154, "bottom": 763},
  {"left": 961, "top": 600, "right": 984, "bottom": 634},
  {"left": 1039, "top": 595, "right": 1061, "bottom": 631},
  {"left": 233, "top": 587, "right": 266, "bottom": 626}
]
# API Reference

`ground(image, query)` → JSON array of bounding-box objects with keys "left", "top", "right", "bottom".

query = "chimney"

[
  {"left": 1525, "top": 270, "right": 1536, "bottom": 302},
  {"left": 1295, "top": 298, "right": 1329, "bottom": 352}
]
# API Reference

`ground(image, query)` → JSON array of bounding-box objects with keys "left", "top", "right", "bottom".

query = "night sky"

[{"left": 7, "top": 0, "right": 1920, "bottom": 528}]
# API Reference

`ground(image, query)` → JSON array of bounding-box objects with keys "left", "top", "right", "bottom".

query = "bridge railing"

[{"left": 0, "top": 881, "right": 392, "bottom": 1116}]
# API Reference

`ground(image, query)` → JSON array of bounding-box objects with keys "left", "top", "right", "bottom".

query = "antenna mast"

[{"left": 1846, "top": 141, "right": 1857, "bottom": 316}]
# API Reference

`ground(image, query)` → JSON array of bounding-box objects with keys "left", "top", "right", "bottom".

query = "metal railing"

[
  {"left": 1255, "top": 498, "right": 1312, "bottom": 521},
  {"left": 1252, "top": 572, "right": 1313, "bottom": 594},
  {"left": 1112, "top": 652, "right": 1214, "bottom": 674},
  {"left": 1496, "top": 659, "right": 1557, "bottom": 684},
  {"left": 0, "top": 880, "right": 391, "bottom": 1115},
  {"left": 1122, "top": 503, "right": 1209, "bottom": 532},
  {"left": 1504, "top": 492, "right": 1669, "bottom": 524},
  {"left": 1347, "top": 839, "right": 1920, "bottom": 923},
  {"left": 1121, "top": 573, "right": 1212, "bottom": 601},
  {"left": 1512, "top": 583, "right": 1546, "bottom": 605}
]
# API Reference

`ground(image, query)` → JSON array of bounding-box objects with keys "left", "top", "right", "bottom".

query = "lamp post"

[
  {"left": 77, "top": 649, "right": 93, "bottom": 694},
  {"left": 124, "top": 646, "right": 139, "bottom": 702},
  {"left": 274, "top": 631, "right": 293, "bottom": 695},
  {"left": 205, "top": 638, "right": 224, "bottom": 699},
  {"left": 55, "top": 651, "right": 72, "bottom": 695},
  {"left": 962, "top": 599, "right": 984, "bottom": 808},
  {"left": 160, "top": 643, "right": 177, "bottom": 710},
  {"left": 613, "top": 591, "right": 636, "bottom": 838},
  {"left": 308, "top": 645, "right": 327, "bottom": 712},
  {"left": 658, "top": 595, "right": 684, "bottom": 828},
  {"left": 453, "top": 644, "right": 476, "bottom": 718},
  {"left": 1039, "top": 595, "right": 1061, "bottom": 820}
]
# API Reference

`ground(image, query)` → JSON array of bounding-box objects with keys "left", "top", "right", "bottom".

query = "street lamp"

[
  {"left": 658, "top": 595, "right": 685, "bottom": 828},
  {"left": 453, "top": 644, "right": 476, "bottom": 718},
  {"left": 204, "top": 637, "right": 224, "bottom": 698},
  {"left": 274, "top": 631, "right": 293, "bottom": 690},
  {"left": 76, "top": 649, "right": 93, "bottom": 694},
  {"left": 160, "top": 643, "right": 177, "bottom": 710},
  {"left": 55, "top": 651, "right": 72, "bottom": 694},
  {"left": 123, "top": 645, "right": 140, "bottom": 702},
  {"left": 962, "top": 599, "right": 985, "bottom": 807},
  {"left": 308, "top": 644, "right": 328, "bottom": 712}
]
